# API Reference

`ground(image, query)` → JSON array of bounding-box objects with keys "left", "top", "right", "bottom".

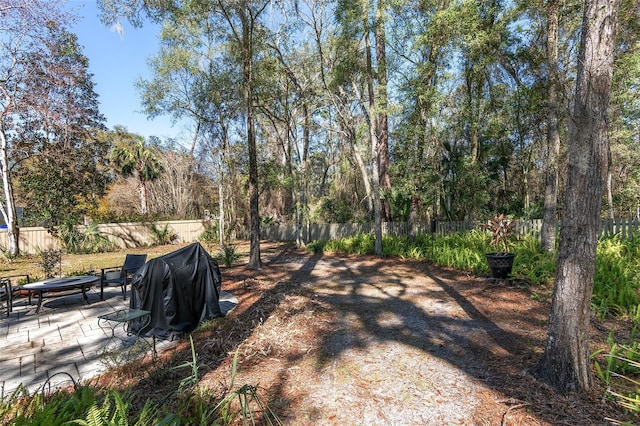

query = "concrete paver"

[
  {"left": 0, "top": 286, "right": 132, "bottom": 397},
  {"left": 0, "top": 283, "right": 237, "bottom": 398}
]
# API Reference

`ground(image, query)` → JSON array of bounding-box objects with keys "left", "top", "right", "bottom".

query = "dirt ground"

[{"left": 100, "top": 241, "right": 635, "bottom": 425}]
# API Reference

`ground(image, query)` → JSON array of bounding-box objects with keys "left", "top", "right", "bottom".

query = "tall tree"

[
  {"left": 334, "top": 0, "right": 385, "bottom": 254},
  {"left": 540, "top": 0, "right": 561, "bottom": 252},
  {"left": 15, "top": 25, "right": 108, "bottom": 227},
  {"left": 531, "top": 0, "right": 620, "bottom": 393},
  {"left": 607, "top": 0, "right": 640, "bottom": 218},
  {"left": 375, "top": 0, "right": 391, "bottom": 223},
  {"left": 138, "top": 13, "right": 242, "bottom": 242},
  {"left": 111, "top": 133, "right": 163, "bottom": 215},
  {"left": 389, "top": 0, "right": 454, "bottom": 226},
  {"left": 0, "top": 0, "right": 89, "bottom": 255},
  {"left": 262, "top": 37, "right": 318, "bottom": 248},
  {"left": 99, "top": 0, "right": 269, "bottom": 269}
]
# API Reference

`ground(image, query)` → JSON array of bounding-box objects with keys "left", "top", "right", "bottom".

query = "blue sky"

[{"left": 66, "top": 0, "right": 190, "bottom": 145}]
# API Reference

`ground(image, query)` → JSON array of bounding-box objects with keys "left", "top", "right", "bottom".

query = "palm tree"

[{"left": 111, "top": 138, "right": 163, "bottom": 215}]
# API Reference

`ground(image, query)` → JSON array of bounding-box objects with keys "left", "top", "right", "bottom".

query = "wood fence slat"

[
  {"left": 4, "top": 217, "right": 640, "bottom": 255},
  {"left": 262, "top": 218, "right": 640, "bottom": 242}
]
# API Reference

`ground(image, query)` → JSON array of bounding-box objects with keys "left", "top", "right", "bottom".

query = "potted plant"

[{"left": 482, "top": 214, "right": 517, "bottom": 279}]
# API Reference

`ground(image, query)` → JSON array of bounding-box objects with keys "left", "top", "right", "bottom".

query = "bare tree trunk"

[
  {"left": 364, "top": 15, "right": 382, "bottom": 256},
  {"left": 531, "top": 0, "right": 619, "bottom": 394},
  {"left": 239, "top": 8, "right": 262, "bottom": 270},
  {"left": 298, "top": 103, "right": 311, "bottom": 248},
  {"left": 189, "top": 120, "right": 200, "bottom": 157},
  {"left": 246, "top": 65, "right": 261, "bottom": 269},
  {"left": 139, "top": 179, "right": 148, "bottom": 215},
  {"left": 541, "top": 0, "right": 561, "bottom": 252},
  {"left": 607, "top": 169, "right": 615, "bottom": 219},
  {"left": 0, "top": 131, "right": 19, "bottom": 256},
  {"left": 352, "top": 143, "right": 373, "bottom": 212},
  {"left": 218, "top": 178, "right": 225, "bottom": 245},
  {"left": 375, "top": 0, "right": 391, "bottom": 223},
  {"left": 408, "top": 195, "right": 419, "bottom": 243}
]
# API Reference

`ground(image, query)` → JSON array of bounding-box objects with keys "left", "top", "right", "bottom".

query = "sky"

[{"left": 66, "top": 0, "right": 190, "bottom": 145}]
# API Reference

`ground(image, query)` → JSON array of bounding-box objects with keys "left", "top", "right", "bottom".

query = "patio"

[{"left": 0, "top": 285, "right": 237, "bottom": 397}]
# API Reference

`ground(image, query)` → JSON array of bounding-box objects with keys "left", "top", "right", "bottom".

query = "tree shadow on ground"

[
  {"left": 114, "top": 243, "right": 628, "bottom": 424},
  {"left": 258, "top": 248, "right": 628, "bottom": 424}
]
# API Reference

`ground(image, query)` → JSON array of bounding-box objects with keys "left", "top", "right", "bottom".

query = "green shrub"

[
  {"left": 149, "top": 223, "right": 179, "bottom": 246},
  {"left": 198, "top": 222, "right": 218, "bottom": 244},
  {"left": 51, "top": 221, "right": 116, "bottom": 254},
  {"left": 593, "top": 235, "right": 640, "bottom": 319},
  {"left": 592, "top": 331, "right": 640, "bottom": 420},
  {"left": 37, "top": 249, "right": 63, "bottom": 278},
  {"left": 216, "top": 243, "right": 242, "bottom": 267}
]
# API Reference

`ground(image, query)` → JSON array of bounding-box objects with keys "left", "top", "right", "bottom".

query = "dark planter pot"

[{"left": 485, "top": 253, "right": 515, "bottom": 279}]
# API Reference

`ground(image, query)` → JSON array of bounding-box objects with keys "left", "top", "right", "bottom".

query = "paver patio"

[{"left": 0, "top": 285, "right": 237, "bottom": 397}]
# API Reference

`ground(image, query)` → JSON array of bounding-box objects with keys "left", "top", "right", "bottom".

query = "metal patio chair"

[{"left": 100, "top": 254, "right": 147, "bottom": 301}]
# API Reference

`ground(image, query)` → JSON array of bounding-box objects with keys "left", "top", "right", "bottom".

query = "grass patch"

[{"left": 308, "top": 231, "right": 640, "bottom": 317}]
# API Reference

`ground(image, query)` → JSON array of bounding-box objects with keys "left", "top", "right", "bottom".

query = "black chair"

[
  {"left": 0, "top": 279, "right": 12, "bottom": 316},
  {"left": 100, "top": 254, "right": 147, "bottom": 301},
  {"left": 0, "top": 274, "right": 30, "bottom": 316}
]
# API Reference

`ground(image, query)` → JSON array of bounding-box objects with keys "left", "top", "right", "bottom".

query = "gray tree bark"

[
  {"left": 531, "top": 0, "right": 619, "bottom": 394},
  {"left": 541, "top": 0, "right": 561, "bottom": 253}
]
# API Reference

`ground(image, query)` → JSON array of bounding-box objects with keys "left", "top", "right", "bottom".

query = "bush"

[
  {"left": 37, "top": 249, "right": 62, "bottom": 278},
  {"left": 198, "top": 222, "right": 218, "bottom": 244},
  {"left": 148, "top": 223, "right": 179, "bottom": 246},
  {"left": 52, "top": 221, "right": 116, "bottom": 254},
  {"left": 216, "top": 243, "right": 242, "bottom": 267}
]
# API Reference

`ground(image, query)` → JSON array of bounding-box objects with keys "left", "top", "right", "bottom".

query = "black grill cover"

[{"left": 130, "top": 242, "right": 223, "bottom": 339}]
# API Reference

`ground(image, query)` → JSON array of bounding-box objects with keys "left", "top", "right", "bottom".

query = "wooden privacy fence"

[
  {"left": 2, "top": 217, "right": 639, "bottom": 255},
  {"left": 262, "top": 217, "right": 640, "bottom": 242},
  {"left": 0, "top": 220, "right": 207, "bottom": 255}
]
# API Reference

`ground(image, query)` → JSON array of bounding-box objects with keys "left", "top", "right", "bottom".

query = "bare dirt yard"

[{"left": 99, "top": 241, "right": 635, "bottom": 425}]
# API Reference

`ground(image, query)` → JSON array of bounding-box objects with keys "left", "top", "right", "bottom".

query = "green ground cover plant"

[
  {"left": 0, "top": 338, "right": 279, "bottom": 426},
  {"left": 309, "top": 231, "right": 640, "bottom": 316}
]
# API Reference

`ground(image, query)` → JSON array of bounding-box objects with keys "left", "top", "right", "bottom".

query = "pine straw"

[{"left": 95, "top": 242, "right": 637, "bottom": 425}]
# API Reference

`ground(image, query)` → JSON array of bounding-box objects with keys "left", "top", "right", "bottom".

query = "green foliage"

[
  {"left": 198, "top": 223, "right": 219, "bottom": 244},
  {"left": 415, "top": 230, "right": 490, "bottom": 274},
  {"left": 260, "top": 216, "right": 276, "bottom": 226},
  {"left": 314, "top": 196, "right": 358, "bottom": 223},
  {"left": 305, "top": 231, "right": 543, "bottom": 285},
  {"left": 7, "top": 385, "right": 97, "bottom": 426},
  {"left": 593, "top": 235, "right": 640, "bottom": 319},
  {"left": 0, "top": 335, "right": 280, "bottom": 426},
  {"left": 209, "top": 351, "right": 283, "bottom": 426},
  {"left": 173, "top": 335, "right": 201, "bottom": 394},
  {"left": 149, "top": 223, "right": 178, "bottom": 246},
  {"left": 311, "top": 234, "right": 376, "bottom": 255},
  {"left": 12, "top": 27, "right": 110, "bottom": 229},
  {"left": 69, "top": 390, "right": 163, "bottom": 426},
  {"left": 592, "top": 331, "right": 640, "bottom": 419},
  {"left": 2, "top": 384, "right": 162, "bottom": 426},
  {"left": 111, "top": 138, "right": 164, "bottom": 182},
  {"left": 307, "top": 239, "right": 327, "bottom": 253},
  {"left": 216, "top": 243, "right": 242, "bottom": 267},
  {"left": 111, "top": 134, "right": 164, "bottom": 215},
  {"left": 37, "top": 249, "right": 62, "bottom": 279},
  {"left": 171, "top": 339, "right": 282, "bottom": 425},
  {"left": 51, "top": 221, "right": 116, "bottom": 254}
]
